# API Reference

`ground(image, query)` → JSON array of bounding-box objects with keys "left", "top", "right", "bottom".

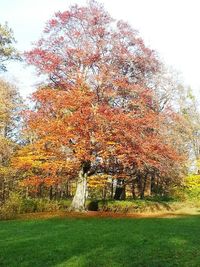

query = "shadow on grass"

[{"left": 1, "top": 215, "right": 200, "bottom": 267}]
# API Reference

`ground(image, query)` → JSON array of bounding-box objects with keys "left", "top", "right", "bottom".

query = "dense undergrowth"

[{"left": 1, "top": 191, "right": 200, "bottom": 220}]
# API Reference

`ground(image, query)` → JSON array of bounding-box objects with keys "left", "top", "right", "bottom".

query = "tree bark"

[
  {"left": 114, "top": 179, "right": 126, "bottom": 200},
  {"left": 111, "top": 178, "right": 114, "bottom": 199},
  {"left": 131, "top": 179, "right": 136, "bottom": 199},
  {"left": 140, "top": 173, "right": 148, "bottom": 199},
  {"left": 137, "top": 173, "right": 143, "bottom": 198},
  {"left": 150, "top": 172, "right": 156, "bottom": 195},
  {"left": 137, "top": 173, "right": 148, "bottom": 199},
  {"left": 70, "top": 161, "right": 90, "bottom": 211},
  {"left": 49, "top": 186, "right": 53, "bottom": 200}
]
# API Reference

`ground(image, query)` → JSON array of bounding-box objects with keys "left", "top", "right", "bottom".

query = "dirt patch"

[{"left": 16, "top": 208, "right": 200, "bottom": 221}]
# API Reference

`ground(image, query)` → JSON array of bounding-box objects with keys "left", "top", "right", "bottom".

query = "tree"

[
  {"left": 0, "top": 79, "right": 22, "bottom": 201},
  {"left": 0, "top": 23, "right": 20, "bottom": 71},
  {"left": 20, "top": 0, "right": 184, "bottom": 210},
  {"left": 174, "top": 86, "right": 200, "bottom": 175}
]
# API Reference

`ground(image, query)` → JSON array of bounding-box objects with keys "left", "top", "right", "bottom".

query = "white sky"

[{"left": 0, "top": 0, "right": 200, "bottom": 98}]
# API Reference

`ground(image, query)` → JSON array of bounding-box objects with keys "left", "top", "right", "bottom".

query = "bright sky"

[{"left": 1, "top": 0, "right": 200, "bottom": 98}]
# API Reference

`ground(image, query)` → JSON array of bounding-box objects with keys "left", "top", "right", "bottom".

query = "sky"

[{"left": 1, "top": 0, "right": 200, "bottom": 98}]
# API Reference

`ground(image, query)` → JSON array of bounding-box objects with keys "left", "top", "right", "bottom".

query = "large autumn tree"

[{"left": 16, "top": 0, "right": 184, "bottom": 210}]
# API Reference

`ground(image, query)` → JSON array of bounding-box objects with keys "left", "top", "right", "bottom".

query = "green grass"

[{"left": 1, "top": 216, "right": 200, "bottom": 267}]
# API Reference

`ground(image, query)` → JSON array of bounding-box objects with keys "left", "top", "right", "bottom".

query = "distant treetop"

[{"left": 0, "top": 23, "right": 20, "bottom": 71}]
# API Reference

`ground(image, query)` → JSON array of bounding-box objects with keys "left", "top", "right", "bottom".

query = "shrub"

[
  {"left": 21, "top": 198, "right": 72, "bottom": 213},
  {"left": 58, "top": 199, "right": 72, "bottom": 210},
  {"left": 20, "top": 198, "right": 37, "bottom": 213},
  {"left": 185, "top": 174, "right": 200, "bottom": 199},
  {"left": 87, "top": 200, "right": 99, "bottom": 211},
  {"left": 97, "top": 199, "right": 172, "bottom": 213},
  {"left": 0, "top": 192, "right": 23, "bottom": 220},
  {"left": 34, "top": 199, "right": 60, "bottom": 212},
  {"left": 0, "top": 195, "right": 72, "bottom": 220}
]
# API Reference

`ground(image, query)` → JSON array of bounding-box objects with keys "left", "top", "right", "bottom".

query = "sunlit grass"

[{"left": 1, "top": 216, "right": 200, "bottom": 266}]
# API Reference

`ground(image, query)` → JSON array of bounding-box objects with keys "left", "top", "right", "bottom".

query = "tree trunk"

[
  {"left": 121, "top": 184, "right": 126, "bottom": 200},
  {"left": 102, "top": 186, "right": 107, "bottom": 200},
  {"left": 70, "top": 168, "right": 88, "bottom": 211},
  {"left": 49, "top": 186, "right": 53, "bottom": 200},
  {"left": 131, "top": 179, "right": 136, "bottom": 199},
  {"left": 140, "top": 173, "right": 148, "bottom": 199},
  {"left": 137, "top": 173, "right": 148, "bottom": 199},
  {"left": 114, "top": 179, "right": 126, "bottom": 200},
  {"left": 150, "top": 172, "right": 156, "bottom": 195},
  {"left": 111, "top": 178, "right": 114, "bottom": 199},
  {"left": 137, "top": 173, "right": 143, "bottom": 198}
]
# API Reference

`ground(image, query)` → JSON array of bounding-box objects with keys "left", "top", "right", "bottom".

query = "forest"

[{"left": 1, "top": 0, "right": 200, "bottom": 218}]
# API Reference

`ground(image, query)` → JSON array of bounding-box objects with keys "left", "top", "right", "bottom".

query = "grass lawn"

[{"left": 1, "top": 215, "right": 200, "bottom": 267}]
